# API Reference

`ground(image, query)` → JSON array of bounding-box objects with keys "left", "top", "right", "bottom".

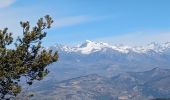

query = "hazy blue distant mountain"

[
  {"left": 46, "top": 41, "right": 170, "bottom": 81},
  {"left": 29, "top": 68, "right": 170, "bottom": 100},
  {"left": 25, "top": 41, "right": 170, "bottom": 100}
]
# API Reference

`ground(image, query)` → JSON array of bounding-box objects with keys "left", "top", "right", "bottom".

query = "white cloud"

[
  {"left": 53, "top": 15, "right": 112, "bottom": 28},
  {"left": 0, "top": 0, "right": 16, "bottom": 8},
  {"left": 54, "top": 16, "right": 91, "bottom": 28},
  {"left": 96, "top": 31, "right": 170, "bottom": 46}
]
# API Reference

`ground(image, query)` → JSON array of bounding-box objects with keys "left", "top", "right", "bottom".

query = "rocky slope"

[{"left": 29, "top": 68, "right": 170, "bottom": 100}]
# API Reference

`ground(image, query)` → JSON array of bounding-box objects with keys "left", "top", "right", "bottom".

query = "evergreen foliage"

[{"left": 0, "top": 15, "right": 58, "bottom": 99}]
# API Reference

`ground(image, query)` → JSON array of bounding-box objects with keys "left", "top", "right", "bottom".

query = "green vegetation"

[{"left": 0, "top": 15, "right": 58, "bottom": 99}]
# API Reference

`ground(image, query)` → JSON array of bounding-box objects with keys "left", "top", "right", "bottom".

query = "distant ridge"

[
  {"left": 33, "top": 68, "right": 170, "bottom": 100},
  {"left": 52, "top": 40, "right": 170, "bottom": 54}
]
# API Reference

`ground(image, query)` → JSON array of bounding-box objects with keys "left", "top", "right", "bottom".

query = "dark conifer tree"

[{"left": 0, "top": 15, "right": 58, "bottom": 99}]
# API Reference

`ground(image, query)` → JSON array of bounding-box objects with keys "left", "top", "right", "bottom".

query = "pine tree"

[{"left": 0, "top": 15, "right": 58, "bottom": 99}]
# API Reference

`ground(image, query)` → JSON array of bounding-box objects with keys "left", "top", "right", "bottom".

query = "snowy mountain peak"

[
  {"left": 79, "top": 40, "right": 109, "bottom": 48},
  {"left": 74, "top": 40, "right": 133, "bottom": 54},
  {"left": 79, "top": 40, "right": 95, "bottom": 48},
  {"left": 52, "top": 41, "right": 170, "bottom": 54},
  {"left": 85, "top": 40, "right": 92, "bottom": 43},
  {"left": 75, "top": 40, "right": 111, "bottom": 54}
]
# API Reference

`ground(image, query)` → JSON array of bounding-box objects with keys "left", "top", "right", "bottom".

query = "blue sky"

[{"left": 0, "top": 0, "right": 170, "bottom": 46}]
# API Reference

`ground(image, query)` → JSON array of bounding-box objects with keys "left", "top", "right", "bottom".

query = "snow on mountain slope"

[
  {"left": 51, "top": 40, "right": 170, "bottom": 54},
  {"left": 73, "top": 40, "right": 131, "bottom": 54},
  {"left": 42, "top": 41, "right": 170, "bottom": 86}
]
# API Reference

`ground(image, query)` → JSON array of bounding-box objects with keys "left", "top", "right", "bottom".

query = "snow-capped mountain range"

[
  {"left": 30, "top": 41, "right": 170, "bottom": 100},
  {"left": 29, "top": 40, "right": 170, "bottom": 99},
  {"left": 46, "top": 40, "right": 170, "bottom": 80},
  {"left": 51, "top": 40, "right": 170, "bottom": 54}
]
